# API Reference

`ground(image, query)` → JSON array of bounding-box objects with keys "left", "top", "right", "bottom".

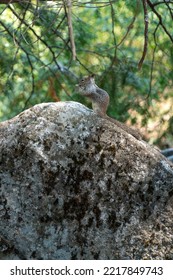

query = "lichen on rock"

[{"left": 0, "top": 101, "right": 173, "bottom": 260}]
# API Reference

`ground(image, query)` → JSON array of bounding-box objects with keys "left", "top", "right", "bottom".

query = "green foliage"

[{"left": 0, "top": 1, "right": 173, "bottom": 146}]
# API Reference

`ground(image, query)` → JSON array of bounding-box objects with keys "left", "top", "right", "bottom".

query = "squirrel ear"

[{"left": 90, "top": 73, "right": 95, "bottom": 79}]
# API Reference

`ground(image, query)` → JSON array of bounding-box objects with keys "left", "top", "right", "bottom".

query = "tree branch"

[
  {"left": 117, "top": 16, "right": 136, "bottom": 47},
  {"left": 164, "top": 0, "right": 173, "bottom": 20},
  {"left": 8, "top": 5, "right": 62, "bottom": 71},
  {"left": 0, "top": 0, "right": 29, "bottom": 3},
  {"left": 64, "top": 0, "right": 76, "bottom": 60},
  {"left": 153, "top": 1, "right": 173, "bottom": 7},
  {"left": 138, "top": 0, "right": 149, "bottom": 70},
  {"left": 147, "top": 0, "right": 173, "bottom": 43}
]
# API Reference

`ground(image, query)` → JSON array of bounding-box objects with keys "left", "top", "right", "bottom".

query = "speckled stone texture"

[{"left": 0, "top": 101, "right": 173, "bottom": 260}]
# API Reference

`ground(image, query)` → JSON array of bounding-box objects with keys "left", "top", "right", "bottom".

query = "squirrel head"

[{"left": 76, "top": 74, "right": 96, "bottom": 94}]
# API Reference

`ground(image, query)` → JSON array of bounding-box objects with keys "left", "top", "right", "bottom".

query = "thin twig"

[
  {"left": 109, "top": 0, "right": 116, "bottom": 46},
  {"left": 108, "top": 0, "right": 118, "bottom": 70},
  {"left": 147, "top": 44, "right": 157, "bottom": 103},
  {"left": 0, "top": 19, "right": 35, "bottom": 108},
  {"left": 147, "top": 0, "right": 173, "bottom": 43},
  {"left": 64, "top": 0, "right": 76, "bottom": 60},
  {"left": 145, "top": 22, "right": 159, "bottom": 105},
  {"left": 117, "top": 16, "right": 136, "bottom": 47},
  {"left": 138, "top": 0, "right": 149, "bottom": 70},
  {"left": 116, "top": 0, "right": 139, "bottom": 53},
  {"left": 153, "top": 1, "right": 173, "bottom": 7},
  {"left": 72, "top": 0, "right": 118, "bottom": 8},
  {"left": 23, "top": 53, "right": 35, "bottom": 110},
  {"left": 0, "top": 18, "right": 72, "bottom": 104},
  {"left": 8, "top": 5, "right": 61, "bottom": 71},
  {"left": 164, "top": 0, "right": 173, "bottom": 20}
]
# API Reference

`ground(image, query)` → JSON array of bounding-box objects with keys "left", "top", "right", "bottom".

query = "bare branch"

[
  {"left": 64, "top": 0, "right": 76, "bottom": 60},
  {"left": 0, "top": 15, "right": 73, "bottom": 103},
  {"left": 108, "top": 0, "right": 118, "bottom": 69},
  {"left": 23, "top": 53, "right": 35, "bottom": 110},
  {"left": 147, "top": 0, "right": 173, "bottom": 43},
  {"left": 138, "top": 0, "right": 149, "bottom": 70},
  {"left": 0, "top": 0, "right": 118, "bottom": 8},
  {"left": 0, "top": 0, "right": 28, "bottom": 3},
  {"left": 109, "top": 0, "right": 116, "bottom": 46},
  {"left": 117, "top": 0, "right": 140, "bottom": 48},
  {"left": 164, "top": 0, "right": 173, "bottom": 20},
  {"left": 147, "top": 39, "right": 157, "bottom": 102},
  {"left": 153, "top": 0, "right": 173, "bottom": 7},
  {"left": 117, "top": 16, "right": 136, "bottom": 47},
  {"left": 8, "top": 5, "right": 62, "bottom": 71},
  {"left": 0, "top": 19, "right": 35, "bottom": 109}
]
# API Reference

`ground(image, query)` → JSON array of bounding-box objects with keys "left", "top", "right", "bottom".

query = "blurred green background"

[{"left": 0, "top": 0, "right": 173, "bottom": 148}]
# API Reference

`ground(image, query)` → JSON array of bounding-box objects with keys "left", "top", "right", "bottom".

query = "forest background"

[{"left": 0, "top": 0, "right": 173, "bottom": 148}]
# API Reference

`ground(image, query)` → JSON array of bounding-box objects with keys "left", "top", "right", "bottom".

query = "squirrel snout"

[{"left": 76, "top": 84, "right": 83, "bottom": 93}]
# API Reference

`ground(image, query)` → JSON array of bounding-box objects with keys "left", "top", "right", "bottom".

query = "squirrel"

[{"left": 76, "top": 74, "right": 142, "bottom": 140}]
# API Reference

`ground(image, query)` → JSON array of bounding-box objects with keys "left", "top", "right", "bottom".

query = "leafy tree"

[{"left": 0, "top": 0, "right": 173, "bottom": 146}]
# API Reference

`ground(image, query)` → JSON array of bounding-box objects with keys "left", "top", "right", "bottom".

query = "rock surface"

[{"left": 0, "top": 101, "right": 173, "bottom": 260}]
